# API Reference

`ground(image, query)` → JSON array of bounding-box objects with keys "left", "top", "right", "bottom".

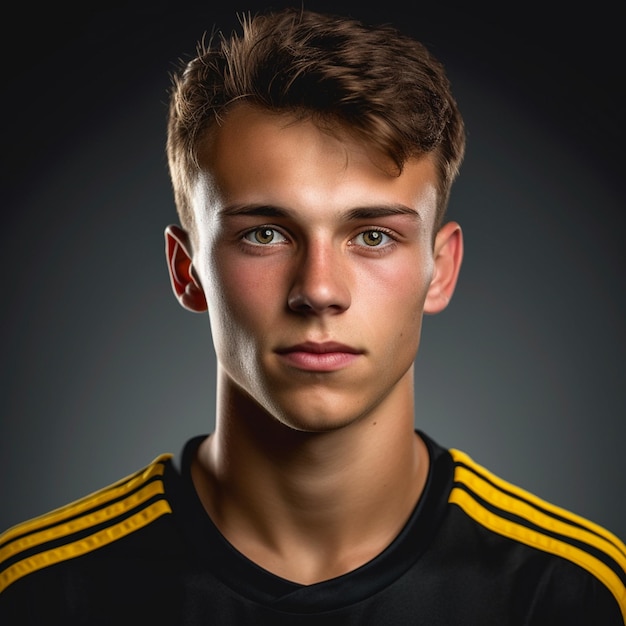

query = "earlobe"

[
  {"left": 164, "top": 225, "right": 208, "bottom": 313},
  {"left": 423, "top": 221, "right": 463, "bottom": 315}
]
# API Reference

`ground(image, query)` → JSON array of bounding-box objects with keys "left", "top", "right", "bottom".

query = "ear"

[
  {"left": 423, "top": 221, "right": 463, "bottom": 315},
  {"left": 164, "top": 225, "right": 208, "bottom": 312}
]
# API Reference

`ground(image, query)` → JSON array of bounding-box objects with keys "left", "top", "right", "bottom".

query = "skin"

[{"left": 165, "top": 104, "right": 463, "bottom": 584}]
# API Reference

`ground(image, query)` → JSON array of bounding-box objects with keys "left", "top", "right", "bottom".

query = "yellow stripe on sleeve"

[
  {"left": 450, "top": 448, "right": 626, "bottom": 560},
  {"left": 449, "top": 487, "right": 626, "bottom": 621},
  {"left": 448, "top": 449, "right": 626, "bottom": 621},
  {"left": 0, "top": 479, "right": 166, "bottom": 565},
  {"left": 453, "top": 464, "right": 626, "bottom": 574},
  {"left": 0, "top": 455, "right": 172, "bottom": 548},
  {"left": 0, "top": 499, "right": 172, "bottom": 594}
]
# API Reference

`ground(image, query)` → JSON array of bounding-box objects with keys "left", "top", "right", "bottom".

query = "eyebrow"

[
  {"left": 220, "top": 204, "right": 422, "bottom": 221},
  {"left": 343, "top": 205, "right": 421, "bottom": 221},
  {"left": 220, "top": 205, "right": 289, "bottom": 218}
]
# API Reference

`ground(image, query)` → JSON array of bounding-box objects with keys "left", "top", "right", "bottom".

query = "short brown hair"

[{"left": 167, "top": 7, "right": 465, "bottom": 234}]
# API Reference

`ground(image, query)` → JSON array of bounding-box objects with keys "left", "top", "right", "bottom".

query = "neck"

[{"left": 191, "top": 368, "right": 429, "bottom": 584}]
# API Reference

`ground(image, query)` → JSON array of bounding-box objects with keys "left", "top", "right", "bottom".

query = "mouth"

[{"left": 275, "top": 341, "right": 363, "bottom": 372}]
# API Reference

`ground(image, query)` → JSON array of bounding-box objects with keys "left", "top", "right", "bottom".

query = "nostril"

[
  {"left": 286, "top": 284, "right": 351, "bottom": 315},
  {"left": 287, "top": 292, "right": 314, "bottom": 312}
]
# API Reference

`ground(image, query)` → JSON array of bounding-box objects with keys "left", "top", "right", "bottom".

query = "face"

[{"left": 179, "top": 105, "right": 461, "bottom": 432}]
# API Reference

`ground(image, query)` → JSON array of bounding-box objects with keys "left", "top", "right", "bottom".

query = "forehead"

[{"left": 194, "top": 105, "right": 438, "bottom": 223}]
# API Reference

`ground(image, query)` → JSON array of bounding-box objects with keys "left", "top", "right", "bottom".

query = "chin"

[{"left": 270, "top": 402, "right": 372, "bottom": 434}]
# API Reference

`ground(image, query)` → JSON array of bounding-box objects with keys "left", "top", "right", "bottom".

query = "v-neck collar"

[{"left": 166, "top": 430, "right": 454, "bottom": 613}]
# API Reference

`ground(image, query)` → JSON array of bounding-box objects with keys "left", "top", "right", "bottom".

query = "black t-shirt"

[{"left": 1, "top": 431, "right": 624, "bottom": 624}]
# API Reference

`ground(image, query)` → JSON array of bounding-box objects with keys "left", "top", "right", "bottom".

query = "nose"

[{"left": 287, "top": 241, "right": 351, "bottom": 314}]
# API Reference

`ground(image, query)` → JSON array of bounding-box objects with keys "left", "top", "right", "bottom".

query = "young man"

[{"left": 1, "top": 7, "right": 624, "bottom": 624}]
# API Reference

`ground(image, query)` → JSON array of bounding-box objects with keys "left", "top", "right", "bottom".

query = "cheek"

[
  {"left": 386, "top": 258, "right": 433, "bottom": 338},
  {"left": 352, "top": 258, "right": 432, "bottom": 355},
  {"left": 358, "top": 252, "right": 433, "bottom": 311},
  {"left": 207, "top": 253, "right": 286, "bottom": 329}
]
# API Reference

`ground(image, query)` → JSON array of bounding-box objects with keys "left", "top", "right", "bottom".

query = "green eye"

[
  {"left": 359, "top": 230, "right": 388, "bottom": 246},
  {"left": 243, "top": 228, "right": 287, "bottom": 245},
  {"left": 255, "top": 228, "right": 276, "bottom": 244}
]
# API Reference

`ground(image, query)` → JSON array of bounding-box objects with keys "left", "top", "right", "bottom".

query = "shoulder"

[
  {"left": 0, "top": 453, "right": 174, "bottom": 596},
  {"left": 445, "top": 446, "right": 626, "bottom": 620}
]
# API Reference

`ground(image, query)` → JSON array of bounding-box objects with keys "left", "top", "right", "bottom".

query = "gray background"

[{"left": 2, "top": 1, "right": 624, "bottom": 540}]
